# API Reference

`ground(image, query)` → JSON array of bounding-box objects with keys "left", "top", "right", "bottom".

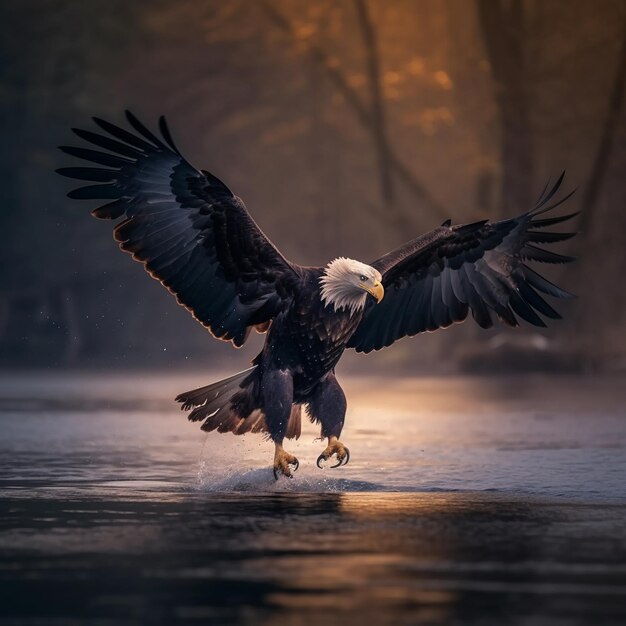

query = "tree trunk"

[
  {"left": 476, "top": 0, "right": 533, "bottom": 214},
  {"left": 500, "top": 87, "right": 533, "bottom": 212},
  {"left": 576, "top": 16, "right": 626, "bottom": 241},
  {"left": 569, "top": 17, "right": 626, "bottom": 367},
  {"left": 354, "top": 0, "right": 395, "bottom": 206}
]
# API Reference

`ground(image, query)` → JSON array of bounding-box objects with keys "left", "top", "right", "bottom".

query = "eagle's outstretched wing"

[
  {"left": 57, "top": 111, "right": 300, "bottom": 347},
  {"left": 348, "top": 174, "right": 578, "bottom": 353}
]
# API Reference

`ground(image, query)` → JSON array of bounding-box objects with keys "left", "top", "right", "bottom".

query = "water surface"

[{"left": 1, "top": 372, "right": 625, "bottom": 624}]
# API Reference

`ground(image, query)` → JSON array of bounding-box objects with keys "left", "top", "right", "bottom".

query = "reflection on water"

[
  {"left": 1, "top": 492, "right": 625, "bottom": 625},
  {"left": 0, "top": 372, "right": 625, "bottom": 624}
]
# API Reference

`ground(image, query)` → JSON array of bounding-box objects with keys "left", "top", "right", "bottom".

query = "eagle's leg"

[
  {"left": 263, "top": 368, "right": 299, "bottom": 479},
  {"left": 307, "top": 373, "right": 350, "bottom": 469}
]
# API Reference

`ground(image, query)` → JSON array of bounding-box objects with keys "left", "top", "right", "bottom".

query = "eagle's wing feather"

[
  {"left": 348, "top": 175, "right": 577, "bottom": 353},
  {"left": 58, "top": 111, "right": 300, "bottom": 347}
]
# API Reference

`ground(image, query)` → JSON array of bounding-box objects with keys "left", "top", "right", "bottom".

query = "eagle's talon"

[
  {"left": 317, "top": 437, "right": 350, "bottom": 470},
  {"left": 273, "top": 444, "right": 299, "bottom": 480}
]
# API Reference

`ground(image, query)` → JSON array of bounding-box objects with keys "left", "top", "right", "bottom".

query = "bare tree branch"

[{"left": 258, "top": 0, "right": 447, "bottom": 223}]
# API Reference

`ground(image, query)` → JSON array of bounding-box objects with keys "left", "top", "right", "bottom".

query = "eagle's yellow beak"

[{"left": 362, "top": 280, "right": 384, "bottom": 303}]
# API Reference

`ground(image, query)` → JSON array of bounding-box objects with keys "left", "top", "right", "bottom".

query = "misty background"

[{"left": 1, "top": 0, "right": 625, "bottom": 374}]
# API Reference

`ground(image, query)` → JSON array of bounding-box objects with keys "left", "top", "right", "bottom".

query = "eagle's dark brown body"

[{"left": 261, "top": 268, "right": 363, "bottom": 399}]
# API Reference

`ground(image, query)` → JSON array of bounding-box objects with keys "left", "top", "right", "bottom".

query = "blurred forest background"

[{"left": 1, "top": 0, "right": 625, "bottom": 374}]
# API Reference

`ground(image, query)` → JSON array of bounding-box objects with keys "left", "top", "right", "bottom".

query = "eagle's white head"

[{"left": 320, "top": 257, "right": 384, "bottom": 315}]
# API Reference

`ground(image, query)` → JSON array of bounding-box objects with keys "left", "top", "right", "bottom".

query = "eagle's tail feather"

[
  {"left": 175, "top": 367, "right": 302, "bottom": 440},
  {"left": 175, "top": 367, "right": 256, "bottom": 411}
]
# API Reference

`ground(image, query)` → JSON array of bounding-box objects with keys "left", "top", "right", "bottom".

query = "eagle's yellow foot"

[
  {"left": 316, "top": 436, "right": 350, "bottom": 469},
  {"left": 273, "top": 443, "right": 299, "bottom": 480}
]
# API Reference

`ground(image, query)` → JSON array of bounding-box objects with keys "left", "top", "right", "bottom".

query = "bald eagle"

[{"left": 57, "top": 112, "right": 577, "bottom": 478}]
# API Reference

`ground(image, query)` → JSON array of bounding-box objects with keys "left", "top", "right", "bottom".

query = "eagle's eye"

[{"left": 359, "top": 274, "right": 368, "bottom": 282}]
